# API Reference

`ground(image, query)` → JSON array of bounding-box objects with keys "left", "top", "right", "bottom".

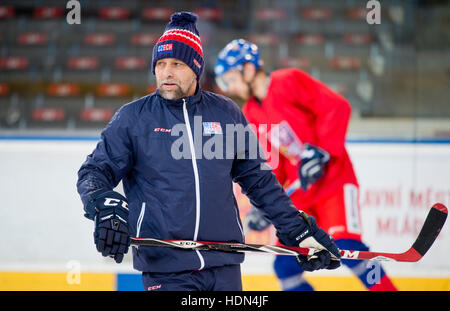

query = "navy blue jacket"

[{"left": 77, "top": 88, "right": 303, "bottom": 273}]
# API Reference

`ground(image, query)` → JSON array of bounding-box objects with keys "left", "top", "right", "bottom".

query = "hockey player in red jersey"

[{"left": 214, "top": 39, "right": 397, "bottom": 291}]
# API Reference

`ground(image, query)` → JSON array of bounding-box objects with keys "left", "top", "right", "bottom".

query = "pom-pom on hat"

[{"left": 152, "top": 12, "right": 204, "bottom": 80}]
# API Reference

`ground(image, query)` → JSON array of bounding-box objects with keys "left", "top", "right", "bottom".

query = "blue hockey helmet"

[{"left": 214, "top": 39, "right": 263, "bottom": 91}]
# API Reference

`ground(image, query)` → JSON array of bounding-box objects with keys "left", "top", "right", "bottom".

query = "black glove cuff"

[
  {"left": 84, "top": 189, "right": 128, "bottom": 221},
  {"left": 276, "top": 211, "right": 317, "bottom": 246}
]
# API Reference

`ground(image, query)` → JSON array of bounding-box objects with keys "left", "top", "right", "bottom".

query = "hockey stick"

[
  {"left": 285, "top": 178, "right": 301, "bottom": 196},
  {"left": 131, "top": 203, "right": 447, "bottom": 262}
]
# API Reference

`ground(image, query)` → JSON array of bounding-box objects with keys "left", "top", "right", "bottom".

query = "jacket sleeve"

[
  {"left": 269, "top": 148, "right": 288, "bottom": 187},
  {"left": 230, "top": 109, "right": 304, "bottom": 234},
  {"left": 76, "top": 105, "right": 135, "bottom": 208}
]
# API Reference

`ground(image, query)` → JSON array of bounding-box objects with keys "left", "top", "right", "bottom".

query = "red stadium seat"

[
  {"left": 142, "top": 8, "right": 174, "bottom": 21},
  {"left": 17, "top": 33, "right": 49, "bottom": 45},
  {"left": 115, "top": 56, "right": 147, "bottom": 70},
  {"left": 33, "top": 7, "right": 64, "bottom": 19},
  {"left": 248, "top": 34, "right": 278, "bottom": 46},
  {"left": 279, "top": 58, "right": 311, "bottom": 70},
  {"left": 0, "top": 56, "right": 29, "bottom": 70},
  {"left": 329, "top": 56, "right": 361, "bottom": 70},
  {"left": 302, "top": 8, "right": 332, "bottom": 20},
  {"left": 256, "top": 8, "right": 286, "bottom": 20},
  {"left": 0, "top": 5, "right": 14, "bottom": 19},
  {"left": 81, "top": 108, "right": 114, "bottom": 122},
  {"left": 342, "top": 33, "right": 373, "bottom": 45},
  {"left": 194, "top": 8, "right": 223, "bottom": 21},
  {"left": 0, "top": 83, "right": 10, "bottom": 96},
  {"left": 295, "top": 34, "right": 325, "bottom": 46},
  {"left": 32, "top": 108, "right": 65, "bottom": 122},
  {"left": 84, "top": 33, "right": 116, "bottom": 46},
  {"left": 96, "top": 83, "right": 130, "bottom": 97},
  {"left": 130, "top": 34, "right": 158, "bottom": 46},
  {"left": 47, "top": 83, "right": 80, "bottom": 97},
  {"left": 67, "top": 57, "right": 99, "bottom": 70},
  {"left": 347, "top": 8, "right": 367, "bottom": 20},
  {"left": 98, "top": 7, "right": 130, "bottom": 20}
]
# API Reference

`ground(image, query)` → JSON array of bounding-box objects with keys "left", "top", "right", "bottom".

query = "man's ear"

[{"left": 243, "top": 62, "right": 256, "bottom": 83}]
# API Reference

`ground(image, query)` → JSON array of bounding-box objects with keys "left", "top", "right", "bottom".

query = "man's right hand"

[{"left": 85, "top": 189, "right": 131, "bottom": 263}]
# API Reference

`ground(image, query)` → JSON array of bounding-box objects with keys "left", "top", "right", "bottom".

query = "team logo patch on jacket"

[{"left": 203, "top": 122, "right": 223, "bottom": 134}]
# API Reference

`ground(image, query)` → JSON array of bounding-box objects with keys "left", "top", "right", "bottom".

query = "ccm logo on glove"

[
  {"left": 104, "top": 198, "right": 129, "bottom": 209},
  {"left": 84, "top": 189, "right": 131, "bottom": 263}
]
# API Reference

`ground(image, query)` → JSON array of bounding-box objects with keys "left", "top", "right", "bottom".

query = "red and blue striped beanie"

[{"left": 152, "top": 12, "right": 204, "bottom": 80}]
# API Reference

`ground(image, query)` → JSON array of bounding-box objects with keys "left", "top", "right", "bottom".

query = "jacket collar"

[{"left": 156, "top": 85, "right": 202, "bottom": 107}]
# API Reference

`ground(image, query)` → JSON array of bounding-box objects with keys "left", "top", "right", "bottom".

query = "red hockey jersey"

[{"left": 242, "top": 68, "right": 358, "bottom": 208}]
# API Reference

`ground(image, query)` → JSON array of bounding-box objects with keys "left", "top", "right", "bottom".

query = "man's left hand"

[{"left": 276, "top": 211, "right": 341, "bottom": 271}]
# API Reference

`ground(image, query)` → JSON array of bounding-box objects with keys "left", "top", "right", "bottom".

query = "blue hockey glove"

[
  {"left": 244, "top": 206, "right": 272, "bottom": 232},
  {"left": 84, "top": 189, "right": 130, "bottom": 263},
  {"left": 298, "top": 143, "right": 330, "bottom": 191},
  {"left": 277, "top": 211, "right": 341, "bottom": 271}
]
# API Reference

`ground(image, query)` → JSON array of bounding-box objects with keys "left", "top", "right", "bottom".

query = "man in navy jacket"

[{"left": 77, "top": 12, "right": 341, "bottom": 291}]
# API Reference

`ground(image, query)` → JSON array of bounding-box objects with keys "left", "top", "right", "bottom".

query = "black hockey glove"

[
  {"left": 84, "top": 189, "right": 130, "bottom": 263},
  {"left": 298, "top": 143, "right": 330, "bottom": 191},
  {"left": 277, "top": 211, "right": 341, "bottom": 271}
]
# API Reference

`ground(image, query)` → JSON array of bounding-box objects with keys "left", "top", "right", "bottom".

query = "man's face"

[
  {"left": 155, "top": 58, "right": 197, "bottom": 100},
  {"left": 218, "top": 69, "right": 250, "bottom": 101}
]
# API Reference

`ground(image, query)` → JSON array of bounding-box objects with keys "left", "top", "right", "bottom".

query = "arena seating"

[{"left": 0, "top": 0, "right": 448, "bottom": 129}]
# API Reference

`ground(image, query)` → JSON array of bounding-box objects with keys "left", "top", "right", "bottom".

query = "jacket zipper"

[
  {"left": 234, "top": 205, "right": 245, "bottom": 241},
  {"left": 182, "top": 98, "right": 205, "bottom": 270},
  {"left": 136, "top": 202, "right": 146, "bottom": 238},
  {"left": 135, "top": 202, "right": 146, "bottom": 256}
]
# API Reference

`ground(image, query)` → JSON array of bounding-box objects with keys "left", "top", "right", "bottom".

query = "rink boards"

[{"left": 0, "top": 137, "right": 449, "bottom": 290}]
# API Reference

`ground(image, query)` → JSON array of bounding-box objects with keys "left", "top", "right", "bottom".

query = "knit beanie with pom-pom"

[{"left": 152, "top": 12, "right": 204, "bottom": 80}]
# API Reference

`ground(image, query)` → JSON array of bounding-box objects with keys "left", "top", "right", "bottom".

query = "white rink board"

[
  {"left": 0, "top": 139, "right": 449, "bottom": 276},
  {"left": 349, "top": 143, "right": 450, "bottom": 275}
]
